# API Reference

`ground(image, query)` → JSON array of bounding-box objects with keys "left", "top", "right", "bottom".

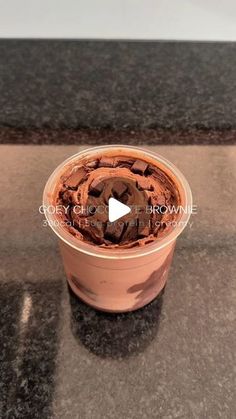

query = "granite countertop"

[
  {"left": 0, "top": 40, "right": 236, "bottom": 145},
  {"left": 1, "top": 144, "right": 235, "bottom": 419}
]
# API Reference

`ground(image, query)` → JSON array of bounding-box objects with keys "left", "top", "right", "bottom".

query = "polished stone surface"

[
  {"left": 0, "top": 41, "right": 236, "bottom": 144},
  {"left": 0, "top": 145, "right": 236, "bottom": 418}
]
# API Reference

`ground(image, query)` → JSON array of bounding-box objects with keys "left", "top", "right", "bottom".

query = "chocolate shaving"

[
  {"left": 64, "top": 166, "right": 87, "bottom": 189},
  {"left": 104, "top": 221, "right": 125, "bottom": 243},
  {"left": 112, "top": 181, "right": 128, "bottom": 198},
  {"left": 88, "top": 179, "right": 105, "bottom": 197},
  {"left": 136, "top": 178, "right": 154, "bottom": 191}
]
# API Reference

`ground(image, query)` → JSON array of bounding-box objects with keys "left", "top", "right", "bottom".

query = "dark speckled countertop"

[
  {"left": 1, "top": 145, "right": 236, "bottom": 419},
  {"left": 0, "top": 40, "right": 236, "bottom": 144}
]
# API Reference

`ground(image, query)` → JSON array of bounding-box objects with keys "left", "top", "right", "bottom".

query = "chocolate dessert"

[
  {"left": 54, "top": 154, "right": 181, "bottom": 249},
  {"left": 43, "top": 146, "right": 192, "bottom": 312}
]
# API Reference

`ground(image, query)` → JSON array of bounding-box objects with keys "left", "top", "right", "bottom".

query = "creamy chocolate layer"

[{"left": 55, "top": 154, "right": 181, "bottom": 248}]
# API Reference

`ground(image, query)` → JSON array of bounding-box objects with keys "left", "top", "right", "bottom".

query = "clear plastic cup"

[{"left": 43, "top": 145, "right": 192, "bottom": 312}]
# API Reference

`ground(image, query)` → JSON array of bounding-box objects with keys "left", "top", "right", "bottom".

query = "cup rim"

[{"left": 42, "top": 145, "right": 192, "bottom": 260}]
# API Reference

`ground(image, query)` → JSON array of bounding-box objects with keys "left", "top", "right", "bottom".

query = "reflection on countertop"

[{"left": 69, "top": 286, "right": 164, "bottom": 359}]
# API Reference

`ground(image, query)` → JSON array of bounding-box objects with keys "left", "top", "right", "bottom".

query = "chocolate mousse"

[{"left": 54, "top": 154, "right": 181, "bottom": 249}]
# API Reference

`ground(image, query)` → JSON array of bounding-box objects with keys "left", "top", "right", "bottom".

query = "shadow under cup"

[{"left": 43, "top": 145, "right": 192, "bottom": 312}]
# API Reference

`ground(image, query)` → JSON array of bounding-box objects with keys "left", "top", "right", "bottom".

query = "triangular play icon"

[{"left": 108, "top": 197, "right": 131, "bottom": 222}]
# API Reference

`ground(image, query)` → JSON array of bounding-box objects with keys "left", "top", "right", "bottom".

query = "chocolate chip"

[
  {"left": 64, "top": 166, "right": 87, "bottom": 188},
  {"left": 116, "top": 158, "right": 135, "bottom": 168},
  {"left": 138, "top": 213, "right": 150, "bottom": 237},
  {"left": 88, "top": 224, "right": 105, "bottom": 244},
  {"left": 112, "top": 181, "right": 128, "bottom": 198},
  {"left": 104, "top": 221, "right": 125, "bottom": 243},
  {"left": 88, "top": 179, "right": 105, "bottom": 196},
  {"left": 131, "top": 160, "right": 148, "bottom": 175},
  {"left": 98, "top": 157, "right": 115, "bottom": 167}
]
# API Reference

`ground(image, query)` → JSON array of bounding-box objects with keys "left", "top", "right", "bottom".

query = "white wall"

[{"left": 0, "top": 0, "right": 236, "bottom": 40}]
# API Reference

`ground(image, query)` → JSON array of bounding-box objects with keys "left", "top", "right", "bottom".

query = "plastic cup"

[{"left": 43, "top": 145, "right": 192, "bottom": 312}]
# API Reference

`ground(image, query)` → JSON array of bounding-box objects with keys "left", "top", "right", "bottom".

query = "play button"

[{"left": 108, "top": 197, "right": 131, "bottom": 222}]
